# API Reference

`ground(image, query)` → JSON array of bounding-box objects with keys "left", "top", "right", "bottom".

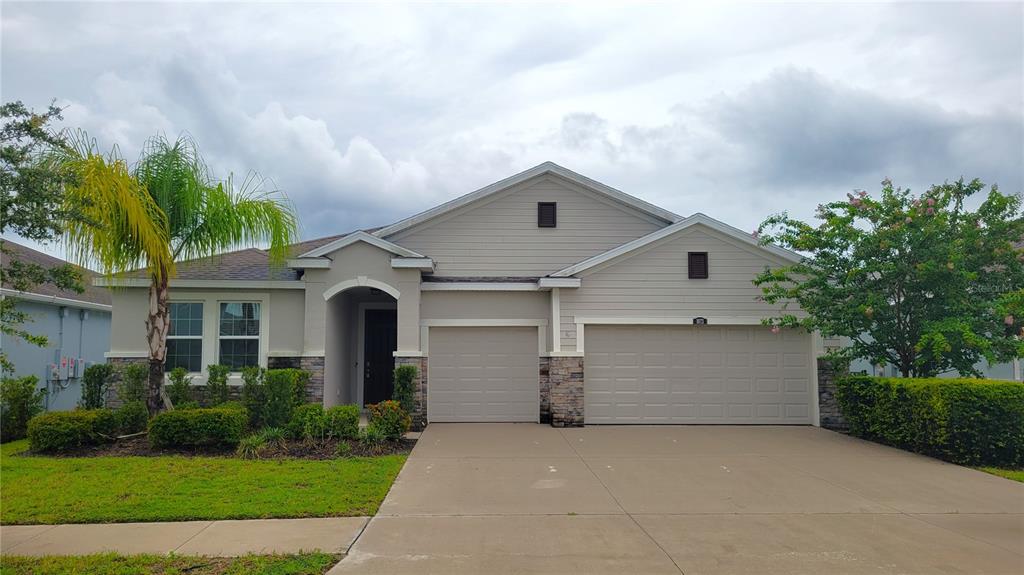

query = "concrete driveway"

[{"left": 331, "top": 424, "right": 1024, "bottom": 574}]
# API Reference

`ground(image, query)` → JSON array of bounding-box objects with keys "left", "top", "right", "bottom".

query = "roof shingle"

[{"left": 1, "top": 240, "right": 111, "bottom": 305}]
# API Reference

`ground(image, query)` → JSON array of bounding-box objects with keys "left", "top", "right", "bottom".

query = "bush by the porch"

[
  {"left": 367, "top": 400, "right": 411, "bottom": 440},
  {"left": 149, "top": 406, "right": 247, "bottom": 448},
  {"left": 836, "top": 376, "right": 1024, "bottom": 467},
  {"left": 243, "top": 367, "right": 310, "bottom": 428},
  {"left": 392, "top": 364, "right": 417, "bottom": 414}
]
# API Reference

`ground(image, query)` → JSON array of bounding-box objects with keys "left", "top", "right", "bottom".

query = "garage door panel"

[
  {"left": 585, "top": 325, "right": 812, "bottom": 424},
  {"left": 427, "top": 326, "right": 539, "bottom": 423}
]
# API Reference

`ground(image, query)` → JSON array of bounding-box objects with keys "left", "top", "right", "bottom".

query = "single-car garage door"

[
  {"left": 428, "top": 326, "right": 539, "bottom": 422},
  {"left": 585, "top": 325, "right": 811, "bottom": 424}
]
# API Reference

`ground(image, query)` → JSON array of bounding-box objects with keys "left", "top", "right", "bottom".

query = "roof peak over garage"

[{"left": 372, "top": 161, "right": 681, "bottom": 239}]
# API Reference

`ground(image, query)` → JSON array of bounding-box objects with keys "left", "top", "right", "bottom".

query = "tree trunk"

[{"left": 144, "top": 268, "right": 170, "bottom": 416}]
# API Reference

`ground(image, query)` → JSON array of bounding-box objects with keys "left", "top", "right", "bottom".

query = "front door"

[{"left": 363, "top": 308, "right": 397, "bottom": 405}]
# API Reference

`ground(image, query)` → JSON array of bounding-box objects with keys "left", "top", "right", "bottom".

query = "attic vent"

[
  {"left": 688, "top": 252, "right": 709, "bottom": 279},
  {"left": 538, "top": 202, "right": 557, "bottom": 228}
]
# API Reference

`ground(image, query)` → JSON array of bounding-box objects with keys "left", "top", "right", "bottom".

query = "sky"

[{"left": 3, "top": 1, "right": 1022, "bottom": 256}]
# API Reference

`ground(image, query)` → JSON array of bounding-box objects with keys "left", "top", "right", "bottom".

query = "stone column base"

[
  {"left": 548, "top": 356, "right": 584, "bottom": 427},
  {"left": 395, "top": 356, "right": 428, "bottom": 430},
  {"left": 104, "top": 357, "right": 150, "bottom": 408},
  {"left": 817, "top": 357, "right": 849, "bottom": 431},
  {"left": 268, "top": 356, "right": 325, "bottom": 404}
]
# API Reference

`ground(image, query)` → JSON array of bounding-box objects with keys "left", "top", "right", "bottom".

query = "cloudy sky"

[{"left": 3, "top": 1, "right": 1022, "bottom": 253}]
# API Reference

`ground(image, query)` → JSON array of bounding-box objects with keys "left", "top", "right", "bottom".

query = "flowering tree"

[{"left": 754, "top": 178, "right": 1023, "bottom": 377}]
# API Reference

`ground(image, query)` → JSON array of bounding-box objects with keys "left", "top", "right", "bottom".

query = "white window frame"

[
  {"left": 167, "top": 301, "right": 204, "bottom": 373},
  {"left": 217, "top": 301, "right": 263, "bottom": 372}
]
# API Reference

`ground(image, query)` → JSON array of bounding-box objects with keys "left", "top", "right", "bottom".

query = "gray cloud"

[{"left": 2, "top": 1, "right": 1021, "bottom": 254}]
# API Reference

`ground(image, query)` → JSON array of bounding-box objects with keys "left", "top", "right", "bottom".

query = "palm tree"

[{"left": 60, "top": 133, "right": 298, "bottom": 414}]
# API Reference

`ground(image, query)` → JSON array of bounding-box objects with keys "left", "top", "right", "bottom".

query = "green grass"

[
  {"left": 1, "top": 440, "right": 405, "bottom": 525},
  {"left": 0, "top": 552, "right": 338, "bottom": 574},
  {"left": 979, "top": 467, "right": 1024, "bottom": 482}
]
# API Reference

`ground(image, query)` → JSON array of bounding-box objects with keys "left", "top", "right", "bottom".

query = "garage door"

[
  {"left": 585, "top": 325, "right": 811, "bottom": 424},
  {"left": 428, "top": 326, "right": 539, "bottom": 422}
]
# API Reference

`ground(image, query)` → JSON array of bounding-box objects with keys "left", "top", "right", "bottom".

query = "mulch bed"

[{"left": 17, "top": 435, "right": 415, "bottom": 459}]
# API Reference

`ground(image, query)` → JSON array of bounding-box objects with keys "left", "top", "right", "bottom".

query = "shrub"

[
  {"left": 236, "top": 432, "right": 268, "bottom": 459},
  {"left": 167, "top": 367, "right": 193, "bottom": 408},
  {"left": 836, "top": 376, "right": 1024, "bottom": 467},
  {"left": 263, "top": 369, "right": 307, "bottom": 427},
  {"left": 359, "top": 423, "right": 388, "bottom": 454},
  {"left": 116, "top": 401, "right": 149, "bottom": 434},
  {"left": 326, "top": 405, "right": 360, "bottom": 440},
  {"left": 81, "top": 363, "right": 114, "bottom": 410},
  {"left": 392, "top": 365, "right": 417, "bottom": 414},
  {"left": 260, "top": 426, "right": 287, "bottom": 449},
  {"left": 1, "top": 375, "right": 46, "bottom": 442},
  {"left": 367, "top": 400, "right": 411, "bottom": 441},
  {"left": 118, "top": 363, "right": 148, "bottom": 404},
  {"left": 27, "top": 409, "right": 115, "bottom": 452},
  {"left": 205, "top": 365, "right": 231, "bottom": 407},
  {"left": 335, "top": 440, "right": 353, "bottom": 458},
  {"left": 176, "top": 400, "right": 200, "bottom": 410},
  {"left": 149, "top": 407, "right": 247, "bottom": 448},
  {"left": 287, "top": 403, "right": 324, "bottom": 440},
  {"left": 241, "top": 366, "right": 266, "bottom": 427},
  {"left": 303, "top": 410, "right": 329, "bottom": 445}
]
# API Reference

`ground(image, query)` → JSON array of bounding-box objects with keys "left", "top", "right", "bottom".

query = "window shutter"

[
  {"left": 538, "top": 202, "right": 557, "bottom": 227},
  {"left": 688, "top": 252, "right": 709, "bottom": 279}
]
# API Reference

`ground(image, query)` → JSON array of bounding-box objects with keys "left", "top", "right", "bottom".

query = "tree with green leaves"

[
  {"left": 0, "top": 100, "right": 85, "bottom": 373},
  {"left": 60, "top": 134, "right": 297, "bottom": 414},
  {"left": 755, "top": 178, "right": 1024, "bottom": 378}
]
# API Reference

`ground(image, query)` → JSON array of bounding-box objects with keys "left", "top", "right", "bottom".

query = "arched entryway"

[{"left": 323, "top": 280, "right": 399, "bottom": 408}]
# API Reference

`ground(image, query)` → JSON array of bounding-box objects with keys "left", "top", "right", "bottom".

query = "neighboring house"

[
  {"left": 1, "top": 240, "right": 112, "bottom": 411},
  {"left": 847, "top": 357, "right": 1021, "bottom": 381},
  {"left": 100, "top": 162, "right": 821, "bottom": 427}
]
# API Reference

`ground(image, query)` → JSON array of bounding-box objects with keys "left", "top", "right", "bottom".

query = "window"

[
  {"left": 688, "top": 252, "right": 709, "bottom": 279},
  {"left": 167, "top": 303, "right": 203, "bottom": 372},
  {"left": 218, "top": 302, "right": 261, "bottom": 370},
  {"left": 538, "top": 202, "right": 557, "bottom": 227}
]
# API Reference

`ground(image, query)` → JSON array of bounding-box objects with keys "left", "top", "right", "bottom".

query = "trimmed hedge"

[
  {"left": 149, "top": 407, "right": 247, "bottom": 448},
  {"left": 835, "top": 376, "right": 1024, "bottom": 467},
  {"left": 27, "top": 409, "right": 118, "bottom": 452},
  {"left": 327, "top": 405, "right": 360, "bottom": 440}
]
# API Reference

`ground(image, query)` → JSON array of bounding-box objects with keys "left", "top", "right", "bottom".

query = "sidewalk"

[{"left": 1, "top": 517, "right": 368, "bottom": 557}]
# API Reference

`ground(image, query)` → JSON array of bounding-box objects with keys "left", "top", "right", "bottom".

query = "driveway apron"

[{"left": 330, "top": 424, "right": 1024, "bottom": 574}]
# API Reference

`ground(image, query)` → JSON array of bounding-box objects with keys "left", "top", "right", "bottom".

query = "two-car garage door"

[
  {"left": 585, "top": 325, "right": 812, "bottom": 424},
  {"left": 427, "top": 327, "right": 539, "bottom": 422}
]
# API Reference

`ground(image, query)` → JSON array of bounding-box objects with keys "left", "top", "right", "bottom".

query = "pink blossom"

[
  {"left": 926, "top": 207, "right": 935, "bottom": 215},
  {"left": 858, "top": 190, "right": 868, "bottom": 198},
  {"left": 770, "top": 326, "right": 781, "bottom": 334},
  {"left": 1006, "top": 315, "right": 1015, "bottom": 326},
  {"left": 926, "top": 198, "right": 935, "bottom": 206},
  {"left": 751, "top": 230, "right": 760, "bottom": 239}
]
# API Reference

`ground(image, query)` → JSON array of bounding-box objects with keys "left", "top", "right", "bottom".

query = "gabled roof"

[
  {"left": 297, "top": 230, "right": 426, "bottom": 259},
  {"left": 549, "top": 213, "right": 803, "bottom": 277},
  {"left": 372, "top": 161, "right": 681, "bottom": 239},
  {"left": 1, "top": 239, "right": 111, "bottom": 305}
]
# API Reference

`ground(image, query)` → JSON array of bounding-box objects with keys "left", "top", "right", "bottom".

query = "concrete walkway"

[
  {"left": 331, "top": 424, "right": 1024, "bottom": 574},
  {"left": 1, "top": 517, "right": 367, "bottom": 557}
]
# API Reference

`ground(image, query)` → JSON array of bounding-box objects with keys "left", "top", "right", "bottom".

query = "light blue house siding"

[
  {"left": 1, "top": 297, "right": 112, "bottom": 411},
  {"left": 848, "top": 356, "right": 1021, "bottom": 381}
]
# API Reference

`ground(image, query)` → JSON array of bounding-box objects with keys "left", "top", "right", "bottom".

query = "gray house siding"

[
  {"left": 558, "top": 224, "right": 801, "bottom": 351},
  {"left": 387, "top": 175, "right": 668, "bottom": 277},
  {"left": 1, "top": 298, "right": 112, "bottom": 411}
]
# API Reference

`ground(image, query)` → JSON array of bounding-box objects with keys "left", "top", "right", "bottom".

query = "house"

[
  {"left": 1, "top": 240, "right": 112, "bottom": 411},
  {"left": 100, "top": 162, "right": 823, "bottom": 427}
]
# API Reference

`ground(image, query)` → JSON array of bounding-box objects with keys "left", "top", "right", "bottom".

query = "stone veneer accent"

[
  {"left": 394, "top": 356, "right": 428, "bottom": 430},
  {"left": 817, "top": 357, "right": 849, "bottom": 431},
  {"left": 548, "top": 356, "right": 584, "bottom": 427},
  {"left": 105, "top": 356, "right": 325, "bottom": 408},
  {"left": 538, "top": 357, "right": 553, "bottom": 424},
  {"left": 104, "top": 357, "right": 150, "bottom": 409},
  {"left": 267, "top": 356, "right": 325, "bottom": 404}
]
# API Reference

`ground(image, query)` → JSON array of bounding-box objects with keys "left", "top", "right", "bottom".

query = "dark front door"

[{"left": 363, "top": 308, "right": 397, "bottom": 405}]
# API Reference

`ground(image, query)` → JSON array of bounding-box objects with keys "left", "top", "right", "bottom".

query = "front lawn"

[
  {"left": 979, "top": 467, "right": 1024, "bottom": 483},
  {"left": 0, "top": 440, "right": 405, "bottom": 525},
  {"left": 0, "top": 552, "right": 338, "bottom": 575}
]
